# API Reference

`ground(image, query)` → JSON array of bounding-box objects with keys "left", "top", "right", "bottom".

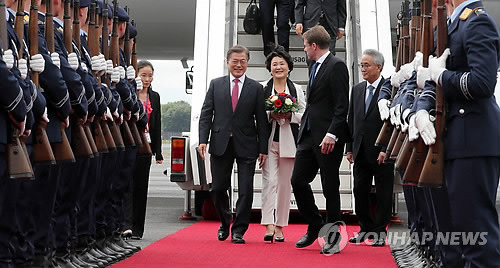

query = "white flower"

[
  {"left": 285, "top": 98, "right": 293, "bottom": 105},
  {"left": 271, "top": 95, "right": 278, "bottom": 102}
]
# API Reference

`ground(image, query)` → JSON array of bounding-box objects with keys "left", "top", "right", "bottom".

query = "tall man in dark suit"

[
  {"left": 295, "top": 0, "right": 347, "bottom": 55},
  {"left": 198, "top": 45, "right": 269, "bottom": 244},
  {"left": 346, "top": 49, "right": 394, "bottom": 247},
  {"left": 291, "top": 25, "right": 350, "bottom": 254}
]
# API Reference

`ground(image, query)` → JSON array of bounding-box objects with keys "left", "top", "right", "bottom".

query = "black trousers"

[
  {"left": 76, "top": 155, "right": 101, "bottom": 239},
  {"left": 53, "top": 157, "right": 90, "bottom": 250},
  {"left": 352, "top": 145, "right": 394, "bottom": 237},
  {"left": 95, "top": 151, "right": 118, "bottom": 238},
  {"left": 0, "top": 146, "right": 21, "bottom": 266},
  {"left": 210, "top": 138, "right": 256, "bottom": 235},
  {"left": 125, "top": 154, "right": 152, "bottom": 237},
  {"left": 112, "top": 147, "right": 137, "bottom": 232},
  {"left": 438, "top": 157, "right": 500, "bottom": 267},
  {"left": 259, "top": 0, "right": 293, "bottom": 56},
  {"left": 291, "top": 133, "right": 344, "bottom": 234}
]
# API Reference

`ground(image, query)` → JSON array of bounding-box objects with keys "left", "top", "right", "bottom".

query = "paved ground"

[{"left": 129, "top": 144, "right": 500, "bottom": 251}]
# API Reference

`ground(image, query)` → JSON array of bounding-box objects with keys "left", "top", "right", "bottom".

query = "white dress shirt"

[{"left": 229, "top": 73, "right": 246, "bottom": 99}]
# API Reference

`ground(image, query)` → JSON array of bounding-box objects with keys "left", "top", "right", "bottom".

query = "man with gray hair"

[{"left": 346, "top": 49, "right": 394, "bottom": 246}]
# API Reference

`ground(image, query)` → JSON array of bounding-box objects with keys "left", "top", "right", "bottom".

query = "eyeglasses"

[
  {"left": 229, "top": 59, "right": 248, "bottom": 65},
  {"left": 360, "top": 63, "right": 374, "bottom": 69}
]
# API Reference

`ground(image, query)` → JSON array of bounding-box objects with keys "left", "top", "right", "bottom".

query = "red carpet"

[{"left": 111, "top": 222, "right": 396, "bottom": 268}]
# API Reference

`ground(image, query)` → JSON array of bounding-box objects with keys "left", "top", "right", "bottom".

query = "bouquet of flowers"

[{"left": 265, "top": 92, "right": 298, "bottom": 114}]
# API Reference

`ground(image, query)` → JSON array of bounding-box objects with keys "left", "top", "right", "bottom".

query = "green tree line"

[{"left": 161, "top": 101, "right": 191, "bottom": 138}]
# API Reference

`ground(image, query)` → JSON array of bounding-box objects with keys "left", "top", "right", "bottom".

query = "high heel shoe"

[
  {"left": 264, "top": 233, "right": 274, "bottom": 242},
  {"left": 275, "top": 235, "right": 285, "bottom": 242}
]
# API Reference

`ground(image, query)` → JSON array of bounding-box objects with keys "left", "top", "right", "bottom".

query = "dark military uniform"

[{"left": 440, "top": 1, "right": 500, "bottom": 266}]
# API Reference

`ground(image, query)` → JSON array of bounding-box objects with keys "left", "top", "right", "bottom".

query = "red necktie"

[{"left": 232, "top": 78, "right": 239, "bottom": 111}]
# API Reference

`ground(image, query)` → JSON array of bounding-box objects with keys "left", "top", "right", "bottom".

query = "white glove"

[
  {"left": 3, "top": 49, "right": 14, "bottom": 69},
  {"left": 118, "top": 66, "right": 126, "bottom": 80},
  {"left": 51, "top": 52, "right": 60, "bottom": 69},
  {"left": 126, "top": 65, "right": 135, "bottom": 80},
  {"left": 416, "top": 66, "right": 431, "bottom": 89},
  {"left": 390, "top": 73, "right": 400, "bottom": 88},
  {"left": 105, "top": 107, "right": 113, "bottom": 121},
  {"left": 41, "top": 107, "right": 49, "bottom": 123},
  {"left": 389, "top": 104, "right": 401, "bottom": 127},
  {"left": 408, "top": 115, "right": 419, "bottom": 142},
  {"left": 18, "top": 59, "right": 28, "bottom": 79},
  {"left": 81, "top": 62, "right": 88, "bottom": 72},
  {"left": 394, "top": 104, "right": 402, "bottom": 128},
  {"left": 134, "top": 111, "right": 139, "bottom": 121},
  {"left": 30, "top": 54, "right": 45, "bottom": 73},
  {"left": 412, "top": 51, "right": 423, "bottom": 70},
  {"left": 111, "top": 67, "right": 120, "bottom": 83},
  {"left": 106, "top": 60, "right": 114, "bottom": 75},
  {"left": 135, "top": 77, "right": 143, "bottom": 91},
  {"left": 67, "top": 52, "right": 79, "bottom": 71},
  {"left": 428, "top": 48, "right": 451, "bottom": 85},
  {"left": 401, "top": 108, "right": 410, "bottom": 132},
  {"left": 378, "top": 99, "right": 390, "bottom": 121},
  {"left": 415, "top": 110, "right": 436, "bottom": 145},
  {"left": 399, "top": 63, "right": 413, "bottom": 82},
  {"left": 91, "top": 55, "right": 102, "bottom": 72}
]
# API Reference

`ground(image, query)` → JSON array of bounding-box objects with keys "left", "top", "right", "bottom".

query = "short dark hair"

[
  {"left": 138, "top": 60, "right": 154, "bottom": 72},
  {"left": 303, "top": 25, "right": 331, "bottom": 49},
  {"left": 226, "top": 45, "right": 250, "bottom": 61},
  {"left": 265, "top": 45, "right": 294, "bottom": 72}
]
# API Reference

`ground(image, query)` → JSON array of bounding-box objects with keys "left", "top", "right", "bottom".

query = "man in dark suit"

[
  {"left": 198, "top": 45, "right": 269, "bottom": 244},
  {"left": 295, "top": 0, "right": 347, "bottom": 55},
  {"left": 345, "top": 49, "right": 394, "bottom": 247},
  {"left": 291, "top": 25, "right": 349, "bottom": 254},
  {"left": 260, "top": 0, "right": 293, "bottom": 56}
]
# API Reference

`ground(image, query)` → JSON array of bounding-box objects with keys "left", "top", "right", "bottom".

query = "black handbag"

[{"left": 243, "top": 0, "right": 261, "bottom": 34}]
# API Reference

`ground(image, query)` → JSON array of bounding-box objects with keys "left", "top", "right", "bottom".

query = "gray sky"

[{"left": 143, "top": 60, "right": 193, "bottom": 105}]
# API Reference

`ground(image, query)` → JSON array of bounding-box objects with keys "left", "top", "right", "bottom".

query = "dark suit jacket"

[
  {"left": 298, "top": 53, "right": 350, "bottom": 146},
  {"left": 199, "top": 75, "right": 269, "bottom": 158},
  {"left": 147, "top": 87, "right": 163, "bottom": 161},
  {"left": 346, "top": 79, "right": 386, "bottom": 160},
  {"left": 295, "top": 0, "right": 347, "bottom": 33}
]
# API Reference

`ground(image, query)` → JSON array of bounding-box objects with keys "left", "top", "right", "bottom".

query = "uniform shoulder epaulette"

[{"left": 474, "top": 7, "right": 487, "bottom": 17}]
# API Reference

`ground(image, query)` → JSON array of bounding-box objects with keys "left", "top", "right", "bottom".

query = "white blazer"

[{"left": 262, "top": 79, "right": 306, "bottom": 158}]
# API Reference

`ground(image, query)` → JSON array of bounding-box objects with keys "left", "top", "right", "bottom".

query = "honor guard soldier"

[{"left": 416, "top": 0, "right": 500, "bottom": 266}]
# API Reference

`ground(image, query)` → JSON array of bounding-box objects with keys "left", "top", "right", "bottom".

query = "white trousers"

[{"left": 261, "top": 141, "right": 294, "bottom": 227}]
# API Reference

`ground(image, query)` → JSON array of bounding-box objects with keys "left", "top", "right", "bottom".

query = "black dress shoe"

[
  {"left": 231, "top": 233, "right": 245, "bottom": 244},
  {"left": 348, "top": 232, "right": 373, "bottom": 244},
  {"left": 295, "top": 232, "right": 318, "bottom": 248},
  {"left": 320, "top": 242, "right": 340, "bottom": 255},
  {"left": 218, "top": 225, "right": 230, "bottom": 241},
  {"left": 372, "top": 238, "right": 386, "bottom": 247}
]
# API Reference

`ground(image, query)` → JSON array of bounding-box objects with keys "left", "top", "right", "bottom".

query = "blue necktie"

[
  {"left": 309, "top": 62, "right": 320, "bottom": 87},
  {"left": 365, "top": 85, "right": 374, "bottom": 113}
]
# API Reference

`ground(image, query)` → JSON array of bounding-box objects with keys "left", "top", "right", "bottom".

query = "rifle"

[
  {"left": 418, "top": 0, "right": 447, "bottom": 187},
  {"left": 122, "top": 6, "right": 143, "bottom": 148},
  {"left": 389, "top": 0, "right": 422, "bottom": 161},
  {"left": 382, "top": 0, "right": 410, "bottom": 163},
  {"left": 129, "top": 20, "right": 152, "bottom": 157},
  {"left": 1, "top": 0, "right": 34, "bottom": 179},
  {"left": 375, "top": 1, "right": 408, "bottom": 149},
  {"left": 14, "top": 0, "right": 24, "bottom": 58},
  {"left": 109, "top": 0, "right": 135, "bottom": 147},
  {"left": 401, "top": 0, "right": 433, "bottom": 185}
]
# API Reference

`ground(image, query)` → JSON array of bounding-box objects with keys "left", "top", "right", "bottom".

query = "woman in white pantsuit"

[{"left": 261, "top": 46, "right": 305, "bottom": 242}]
